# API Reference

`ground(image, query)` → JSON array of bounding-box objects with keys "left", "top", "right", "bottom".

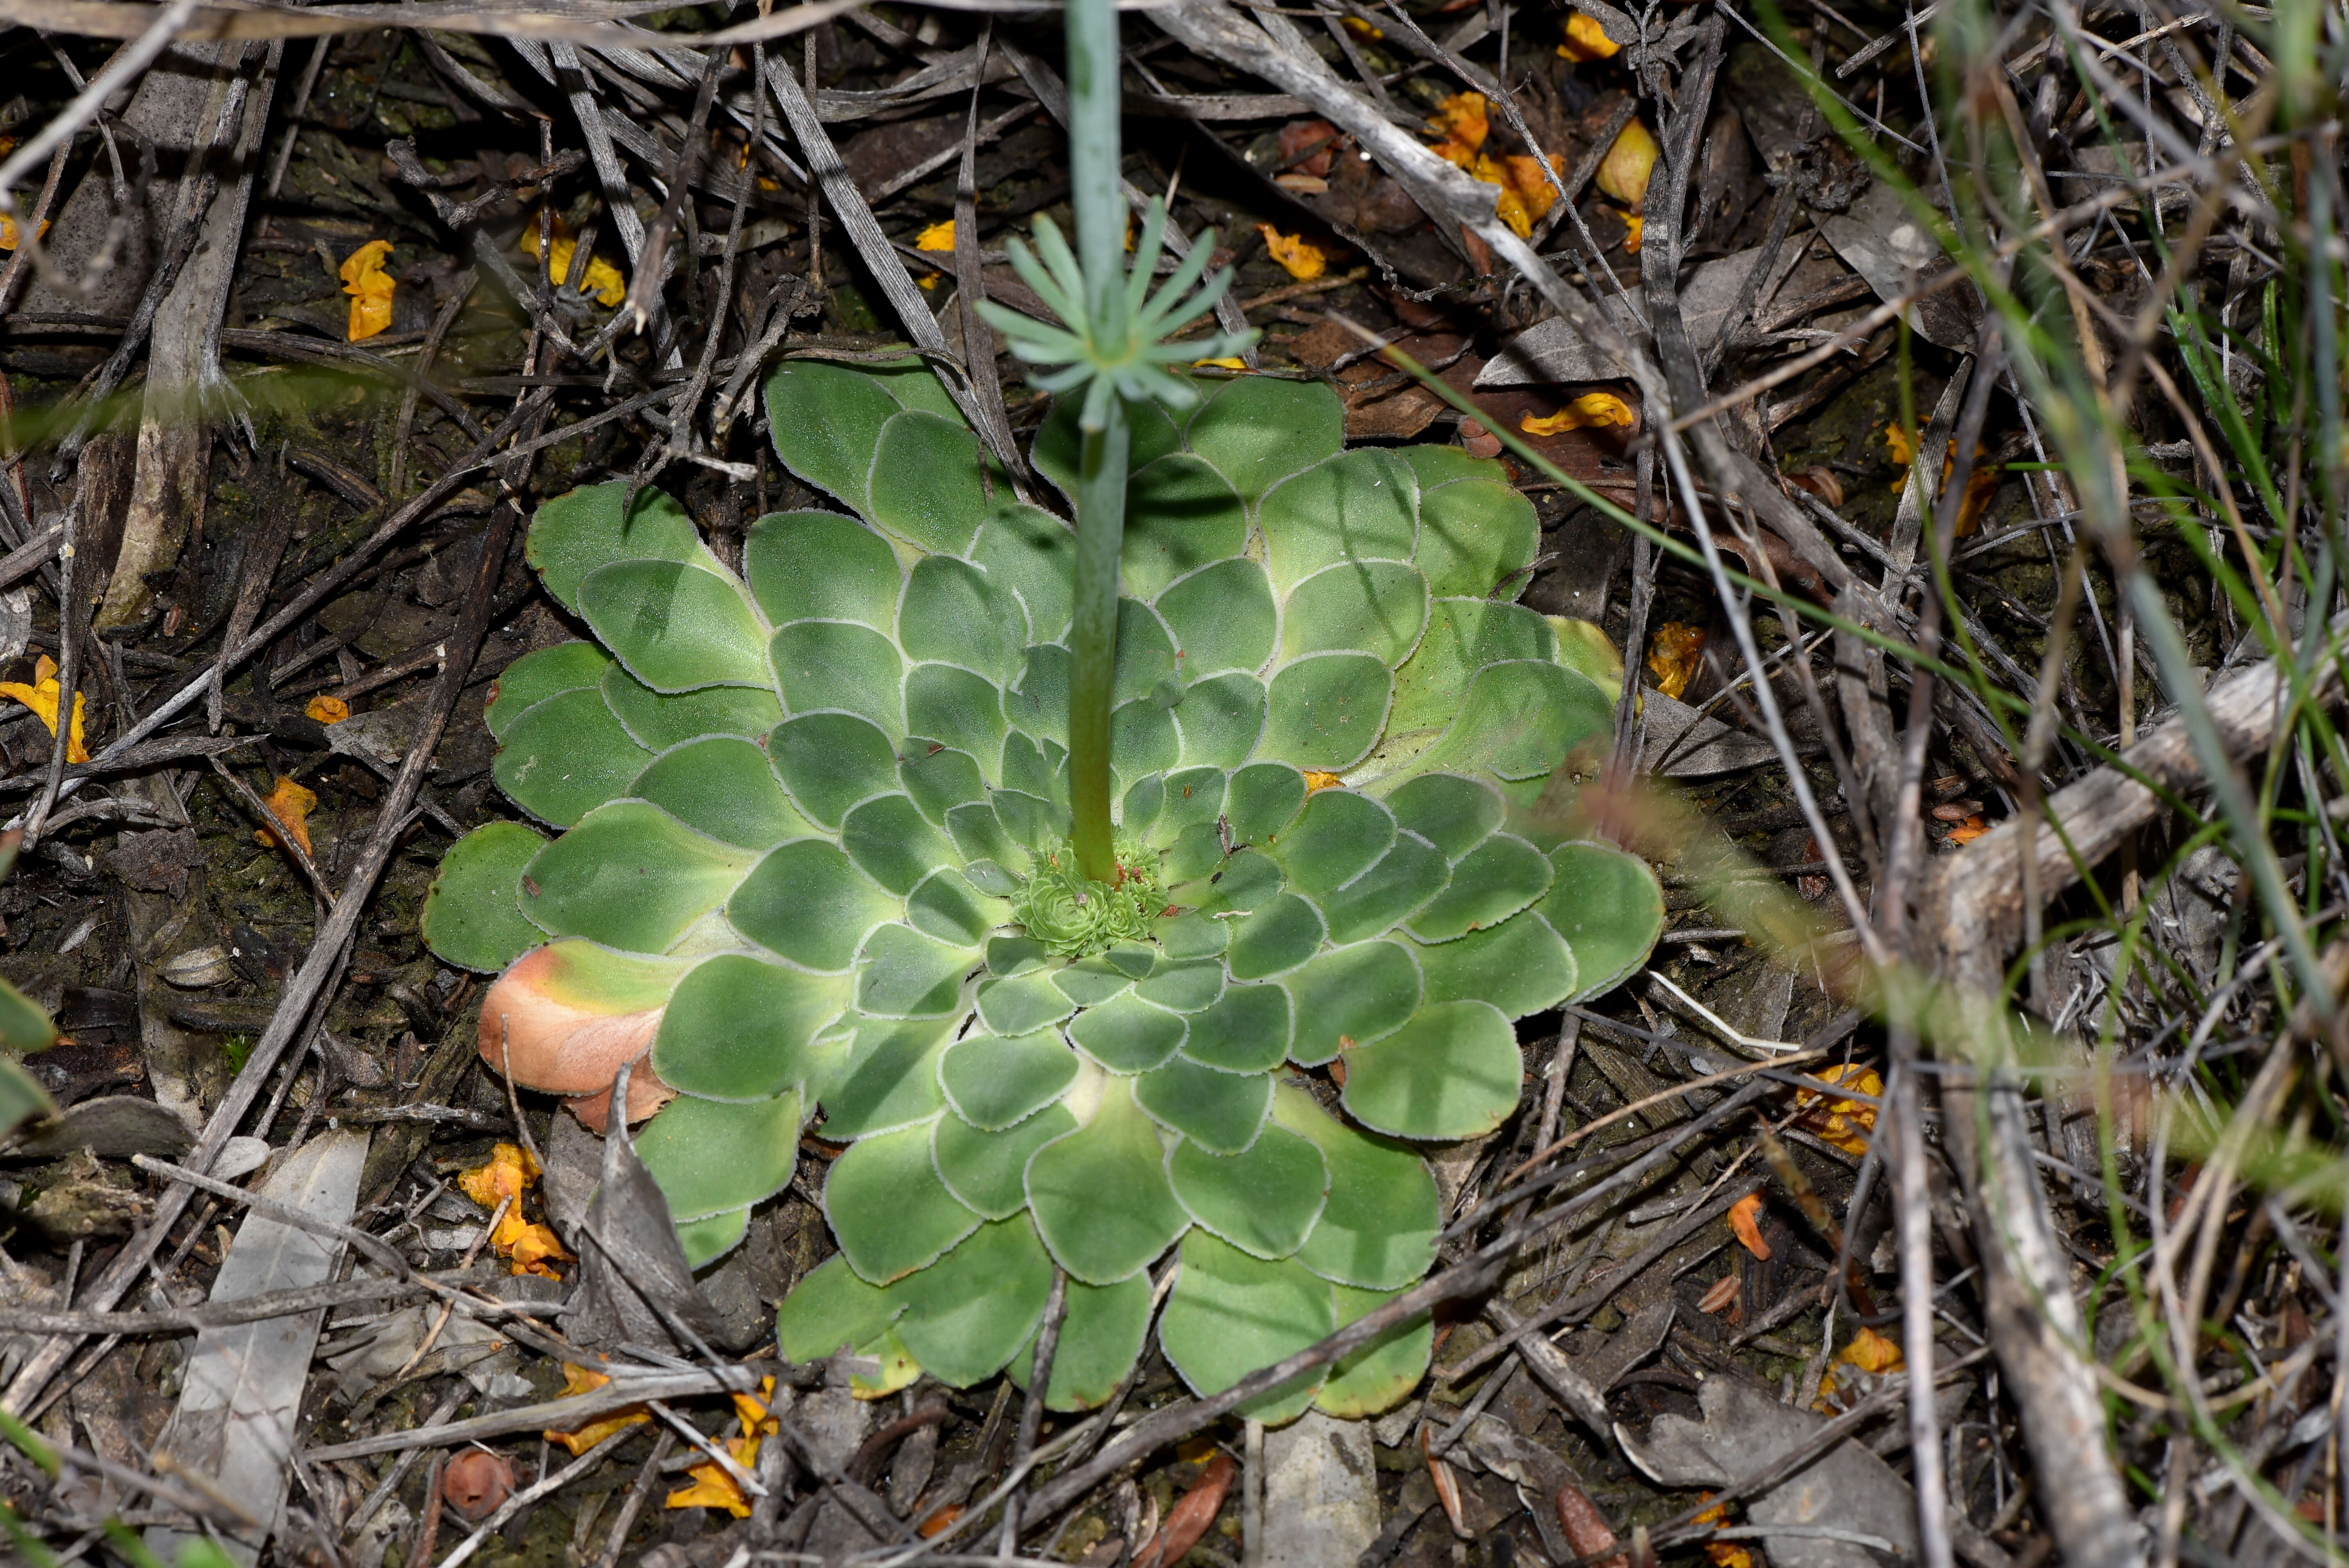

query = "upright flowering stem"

[
  {"left": 1068, "top": 405, "right": 1130, "bottom": 884},
  {"left": 1064, "top": 0, "right": 1129, "bottom": 886}
]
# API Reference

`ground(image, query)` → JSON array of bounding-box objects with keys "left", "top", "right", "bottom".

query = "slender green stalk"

[
  {"left": 1065, "top": 0, "right": 1127, "bottom": 359},
  {"left": 1068, "top": 402, "right": 1130, "bottom": 884}
]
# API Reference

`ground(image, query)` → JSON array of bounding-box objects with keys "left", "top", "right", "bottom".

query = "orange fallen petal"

[
  {"left": 1257, "top": 225, "right": 1326, "bottom": 281},
  {"left": 1303, "top": 770, "right": 1347, "bottom": 792},
  {"left": 1558, "top": 11, "right": 1620, "bottom": 60},
  {"left": 255, "top": 775, "right": 318, "bottom": 858},
  {"left": 305, "top": 695, "right": 350, "bottom": 725},
  {"left": 1728, "top": 1193, "right": 1771, "bottom": 1260}
]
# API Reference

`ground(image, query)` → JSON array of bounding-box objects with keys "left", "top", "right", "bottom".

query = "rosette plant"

[{"left": 421, "top": 0, "right": 1663, "bottom": 1421}]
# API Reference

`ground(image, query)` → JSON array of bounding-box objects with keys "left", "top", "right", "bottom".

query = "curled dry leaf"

[
  {"left": 1133, "top": 1452, "right": 1236, "bottom": 1568},
  {"left": 1422, "top": 1426, "right": 1468, "bottom": 1538},
  {"left": 475, "top": 943, "right": 673, "bottom": 1118},
  {"left": 1783, "top": 464, "right": 1844, "bottom": 508},
  {"left": 1554, "top": 1482, "right": 1630, "bottom": 1568},
  {"left": 1728, "top": 1193, "right": 1771, "bottom": 1260},
  {"left": 442, "top": 1449, "right": 514, "bottom": 1520},
  {"left": 340, "top": 239, "right": 395, "bottom": 342}
]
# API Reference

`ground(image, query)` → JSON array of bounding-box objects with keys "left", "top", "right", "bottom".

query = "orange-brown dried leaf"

[
  {"left": 1134, "top": 1452, "right": 1236, "bottom": 1568},
  {"left": 1728, "top": 1193, "right": 1771, "bottom": 1260},
  {"left": 1698, "top": 1274, "right": 1740, "bottom": 1314},
  {"left": 1944, "top": 813, "right": 1989, "bottom": 846}
]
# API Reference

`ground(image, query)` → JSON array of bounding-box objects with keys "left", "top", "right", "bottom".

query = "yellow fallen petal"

[
  {"left": 1341, "top": 14, "right": 1382, "bottom": 38},
  {"left": 544, "top": 1367, "right": 649, "bottom": 1456},
  {"left": 1302, "top": 770, "right": 1346, "bottom": 792},
  {"left": 1426, "top": 91, "right": 1489, "bottom": 155},
  {"left": 0, "top": 657, "right": 91, "bottom": 764},
  {"left": 1621, "top": 212, "right": 1644, "bottom": 253},
  {"left": 916, "top": 219, "right": 957, "bottom": 252},
  {"left": 1884, "top": 420, "right": 1917, "bottom": 470},
  {"left": 1594, "top": 119, "right": 1658, "bottom": 209},
  {"left": 304, "top": 695, "right": 350, "bottom": 725},
  {"left": 1519, "top": 392, "right": 1636, "bottom": 435},
  {"left": 0, "top": 215, "right": 49, "bottom": 252},
  {"left": 1645, "top": 622, "right": 1705, "bottom": 700},
  {"left": 340, "top": 240, "right": 396, "bottom": 343},
  {"left": 1839, "top": 1326, "right": 1905, "bottom": 1374},
  {"left": 667, "top": 1465, "right": 751, "bottom": 1518},
  {"left": 523, "top": 228, "right": 628, "bottom": 307},
  {"left": 918, "top": 273, "right": 939, "bottom": 290},
  {"left": 1558, "top": 12, "right": 1620, "bottom": 60},
  {"left": 253, "top": 775, "right": 318, "bottom": 858},
  {"left": 1257, "top": 225, "right": 1326, "bottom": 281},
  {"left": 505, "top": 1220, "right": 570, "bottom": 1278},
  {"left": 1193, "top": 357, "right": 1249, "bottom": 371}
]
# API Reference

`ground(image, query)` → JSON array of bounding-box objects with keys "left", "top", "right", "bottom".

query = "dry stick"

[
  {"left": 0, "top": 491, "right": 525, "bottom": 1416},
  {"left": 343, "top": 1388, "right": 467, "bottom": 1543},
  {"left": 390, "top": 270, "right": 480, "bottom": 501},
  {"left": 996, "top": 1269, "right": 1067, "bottom": 1552},
  {"left": 951, "top": 23, "right": 1025, "bottom": 488},
  {"left": 592, "top": 1432, "right": 677, "bottom": 1568},
  {"left": 0, "top": 1275, "right": 422, "bottom": 1336}
]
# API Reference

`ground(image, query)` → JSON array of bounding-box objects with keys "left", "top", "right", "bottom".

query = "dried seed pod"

[
  {"left": 1133, "top": 1452, "right": 1236, "bottom": 1568},
  {"left": 1554, "top": 1482, "right": 1629, "bottom": 1568},
  {"left": 1422, "top": 1426, "right": 1467, "bottom": 1538},
  {"left": 442, "top": 1448, "right": 515, "bottom": 1520}
]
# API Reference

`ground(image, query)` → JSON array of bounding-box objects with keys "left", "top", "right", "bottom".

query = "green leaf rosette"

[{"left": 423, "top": 361, "right": 1664, "bottom": 1417}]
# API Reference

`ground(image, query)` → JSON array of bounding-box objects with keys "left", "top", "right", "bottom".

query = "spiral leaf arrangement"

[{"left": 423, "top": 358, "right": 1665, "bottom": 1416}]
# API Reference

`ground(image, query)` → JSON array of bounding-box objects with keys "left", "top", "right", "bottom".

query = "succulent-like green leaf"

[
  {"left": 1154, "top": 559, "right": 1277, "bottom": 676},
  {"left": 1184, "top": 377, "right": 1344, "bottom": 503},
  {"left": 676, "top": 1206, "right": 752, "bottom": 1269},
  {"left": 1122, "top": 456, "right": 1247, "bottom": 599},
  {"left": 486, "top": 641, "right": 610, "bottom": 737},
  {"left": 422, "top": 821, "right": 546, "bottom": 972},
  {"left": 527, "top": 483, "right": 709, "bottom": 614},
  {"left": 769, "top": 712, "right": 901, "bottom": 828},
  {"left": 770, "top": 621, "right": 905, "bottom": 734},
  {"left": 1405, "top": 832, "right": 1552, "bottom": 942},
  {"left": 1134, "top": 1054, "right": 1272, "bottom": 1152},
  {"left": 892, "top": 1215, "right": 1056, "bottom": 1387},
  {"left": 1541, "top": 840, "right": 1668, "bottom": 1000},
  {"left": 1168, "top": 1122, "right": 1326, "bottom": 1258},
  {"left": 1281, "top": 941, "right": 1420, "bottom": 1065},
  {"left": 1026, "top": 1076, "right": 1190, "bottom": 1285},
  {"left": 1067, "top": 989, "right": 1186, "bottom": 1072},
  {"left": 1412, "top": 477, "right": 1539, "bottom": 599},
  {"left": 1271, "top": 789, "right": 1396, "bottom": 897},
  {"left": 1413, "top": 913, "right": 1578, "bottom": 1016},
  {"left": 519, "top": 802, "right": 755, "bottom": 952},
  {"left": 1159, "top": 1229, "right": 1332, "bottom": 1423},
  {"left": 825, "top": 1118, "right": 982, "bottom": 1282},
  {"left": 652, "top": 955, "right": 849, "bottom": 1100},
  {"left": 1383, "top": 772, "right": 1505, "bottom": 859},
  {"left": 745, "top": 510, "right": 903, "bottom": 629},
  {"left": 761, "top": 361, "right": 907, "bottom": 514},
  {"left": 1262, "top": 653, "right": 1394, "bottom": 771},
  {"left": 581, "top": 560, "right": 771, "bottom": 693},
  {"left": 632, "top": 736, "right": 814, "bottom": 850},
  {"left": 1275, "top": 1087, "right": 1439, "bottom": 1289},
  {"left": 870, "top": 412, "right": 1007, "bottom": 555},
  {"left": 1315, "top": 1285, "right": 1432, "bottom": 1418},
  {"left": 492, "top": 686, "right": 653, "bottom": 827},
  {"left": 1338, "top": 999, "right": 1524, "bottom": 1140},
  {"left": 1007, "top": 1271, "right": 1154, "bottom": 1410},
  {"left": 775, "top": 1252, "right": 905, "bottom": 1364},
  {"left": 1259, "top": 450, "right": 1418, "bottom": 589},
  {"left": 728, "top": 838, "right": 898, "bottom": 972},
  {"left": 941, "top": 1030, "right": 1082, "bottom": 1130},
  {"left": 817, "top": 1015, "right": 955, "bottom": 1137},
  {"left": 1281, "top": 562, "right": 1429, "bottom": 668},
  {"left": 936, "top": 1101, "right": 1079, "bottom": 1217},
  {"left": 633, "top": 1088, "right": 803, "bottom": 1221}
]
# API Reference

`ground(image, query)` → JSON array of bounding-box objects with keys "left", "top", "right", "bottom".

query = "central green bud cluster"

[{"left": 1012, "top": 838, "right": 1166, "bottom": 957}]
